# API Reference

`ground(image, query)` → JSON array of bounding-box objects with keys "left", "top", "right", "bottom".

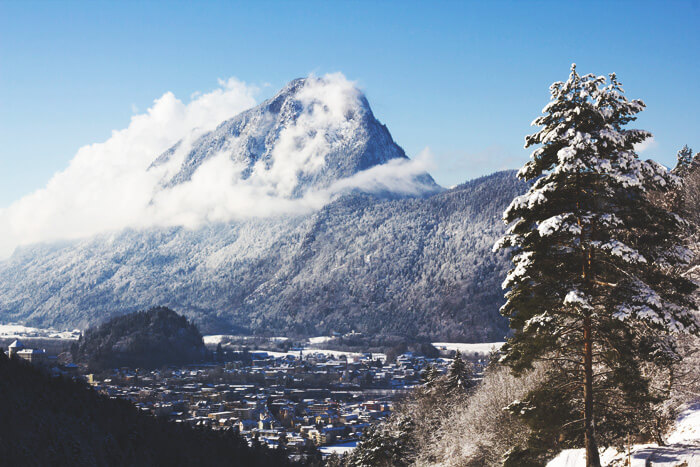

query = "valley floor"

[{"left": 548, "top": 403, "right": 700, "bottom": 466}]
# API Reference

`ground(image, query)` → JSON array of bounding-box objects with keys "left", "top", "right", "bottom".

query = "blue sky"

[{"left": 0, "top": 0, "right": 698, "bottom": 208}]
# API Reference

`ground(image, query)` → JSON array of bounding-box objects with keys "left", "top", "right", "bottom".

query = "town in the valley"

[{"left": 0, "top": 326, "right": 501, "bottom": 460}]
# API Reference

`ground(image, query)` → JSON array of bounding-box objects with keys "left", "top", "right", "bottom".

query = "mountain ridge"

[{"left": 0, "top": 171, "right": 525, "bottom": 341}]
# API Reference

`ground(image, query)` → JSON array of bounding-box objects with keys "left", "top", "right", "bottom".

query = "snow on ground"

[
  {"left": 203, "top": 334, "right": 287, "bottom": 345},
  {"left": 306, "top": 349, "right": 386, "bottom": 361},
  {"left": 309, "top": 336, "right": 334, "bottom": 344},
  {"left": 667, "top": 402, "right": 700, "bottom": 445},
  {"left": 319, "top": 441, "right": 357, "bottom": 457},
  {"left": 547, "top": 402, "right": 700, "bottom": 466},
  {"left": 204, "top": 335, "right": 315, "bottom": 345},
  {"left": 203, "top": 335, "right": 230, "bottom": 345},
  {"left": 432, "top": 342, "right": 505, "bottom": 356},
  {"left": 0, "top": 324, "right": 80, "bottom": 340}
]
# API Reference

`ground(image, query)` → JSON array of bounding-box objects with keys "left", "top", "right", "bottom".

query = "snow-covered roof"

[
  {"left": 9, "top": 339, "right": 24, "bottom": 348},
  {"left": 16, "top": 348, "right": 45, "bottom": 355}
]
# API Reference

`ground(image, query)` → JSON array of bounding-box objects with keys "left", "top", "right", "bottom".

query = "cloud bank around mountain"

[{"left": 0, "top": 73, "right": 434, "bottom": 259}]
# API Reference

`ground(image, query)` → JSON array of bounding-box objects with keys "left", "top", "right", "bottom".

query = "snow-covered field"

[
  {"left": 432, "top": 342, "right": 505, "bottom": 356},
  {"left": 319, "top": 441, "right": 357, "bottom": 457},
  {"left": 202, "top": 335, "right": 295, "bottom": 345},
  {"left": 309, "top": 336, "right": 335, "bottom": 345},
  {"left": 202, "top": 335, "right": 288, "bottom": 345},
  {"left": 0, "top": 324, "right": 80, "bottom": 340},
  {"left": 202, "top": 335, "right": 230, "bottom": 345},
  {"left": 202, "top": 334, "right": 386, "bottom": 361},
  {"left": 547, "top": 402, "right": 700, "bottom": 466}
]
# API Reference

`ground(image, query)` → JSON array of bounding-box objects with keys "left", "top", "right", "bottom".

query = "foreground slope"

[
  {"left": 0, "top": 171, "right": 525, "bottom": 340},
  {"left": 547, "top": 403, "right": 700, "bottom": 466},
  {"left": 0, "top": 353, "right": 296, "bottom": 466}
]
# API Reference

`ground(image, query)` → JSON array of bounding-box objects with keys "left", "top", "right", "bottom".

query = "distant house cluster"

[{"left": 85, "top": 349, "right": 470, "bottom": 459}]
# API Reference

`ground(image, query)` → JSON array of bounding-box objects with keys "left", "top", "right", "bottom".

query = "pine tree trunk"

[
  {"left": 583, "top": 312, "right": 601, "bottom": 467},
  {"left": 579, "top": 207, "right": 601, "bottom": 467}
]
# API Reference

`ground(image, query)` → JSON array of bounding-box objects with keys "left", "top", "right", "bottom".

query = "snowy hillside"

[
  {"left": 0, "top": 172, "right": 526, "bottom": 339},
  {"left": 547, "top": 403, "right": 700, "bottom": 466}
]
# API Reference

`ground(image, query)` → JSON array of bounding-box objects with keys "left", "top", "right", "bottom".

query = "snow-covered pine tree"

[
  {"left": 444, "top": 352, "right": 474, "bottom": 393},
  {"left": 495, "top": 65, "right": 698, "bottom": 467},
  {"left": 347, "top": 415, "right": 414, "bottom": 467},
  {"left": 675, "top": 145, "right": 694, "bottom": 175},
  {"left": 419, "top": 364, "right": 440, "bottom": 391}
]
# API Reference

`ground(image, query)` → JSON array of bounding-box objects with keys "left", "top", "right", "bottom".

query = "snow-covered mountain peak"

[
  {"left": 151, "top": 73, "right": 418, "bottom": 199},
  {"left": 0, "top": 72, "right": 437, "bottom": 259}
]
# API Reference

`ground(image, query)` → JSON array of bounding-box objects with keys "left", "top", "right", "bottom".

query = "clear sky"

[{"left": 1, "top": 0, "right": 698, "bottom": 208}]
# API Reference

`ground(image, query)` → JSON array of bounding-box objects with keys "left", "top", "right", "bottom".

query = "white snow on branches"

[
  {"left": 564, "top": 289, "right": 592, "bottom": 310},
  {"left": 585, "top": 213, "right": 623, "bottom": 228},
  {"left": 592, "top": 240, "right": 647, "bottom": 264},
  {"left": 504, "top": 182, "right": 558, "bottom": 221},
  {"left": 611, "top": 281, "right": 690, "bottom": 331},
  {"left": 598, "top": 126, "right": 625, "bottom": 146},
  {"left": 503, "top": 251, "right": 535, "bottom": 289},
  {"left": 524, "top": 312, "right": 553, "bottom": 331},
  {"left": 507, "top": 190, "right": 547, "bottom": 214},
  {"left": 538, "top": 214, "right": 581, "bottom": 237}
]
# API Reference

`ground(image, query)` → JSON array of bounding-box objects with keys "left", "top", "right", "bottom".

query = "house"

[
  {"left": 7, "top": 340, "right": 47, "bottom": 365},
  {"left": 7, "top": 339, "right": 24, "bottom": 358},
  {"left": 17, "top": 348, "right": 47, "bottom": 365}
]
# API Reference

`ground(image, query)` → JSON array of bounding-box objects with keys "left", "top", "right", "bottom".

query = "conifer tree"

[
  {"left": 444, "top": 352, "right": 474, "bottom": 393},
  {"left": 419, "top": 364, "right": 440, "bottom": 391},
  {"left": 495, "top": 65, "right": 698, "bottom": 466},
  {"left": 348, "top": 415, "right": 414, "bottom": 467},
  {"left": 675, "top": 145, "right": 694, "bottom": 175}
]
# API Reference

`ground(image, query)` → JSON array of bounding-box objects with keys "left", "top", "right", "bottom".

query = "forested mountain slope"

[{"left": 0, "top": 171, "right": 525, "bottom": 341}]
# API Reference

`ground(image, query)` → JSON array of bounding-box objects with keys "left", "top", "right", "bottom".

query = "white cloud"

[
  {"left": 634, "top": 136, "right": 657, "bottom": 154},
  {"left": 0, "top": 73, "right": 435, "bottom": 259},
  {"left": 138, "top": 73, "right": 436, "bottom": 228},
  {"left": 0, "top": 78, "right": 257, "bottom": 258}
]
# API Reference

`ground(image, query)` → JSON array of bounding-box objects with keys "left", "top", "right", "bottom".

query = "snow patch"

[
  {"left": 547, "top": 402, "right": 700, "bottom": 466},
  {"left": 319, "top": 441, "right": 357, "bottom": 456},
  {"left": 0, "top": 324, "right": 80, "bottom": 340},
  {"left": 431, "top": 342, "right": 505, "bottom": 356}
]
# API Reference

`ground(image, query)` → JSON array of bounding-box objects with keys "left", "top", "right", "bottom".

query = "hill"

[
  {"left": 0, "top": 172, "right": 525, "bottom": 340},
  {"left": 71, "top": 307, "right": 207, "bottom": 370}
]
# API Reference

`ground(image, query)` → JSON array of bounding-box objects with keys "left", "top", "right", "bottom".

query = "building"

[
  {"left": 7, "top": 340, "right": 47, "bottom": 365},
  {"left": 7, "top": 339, "right": 24, "bottom": 358},
  {"left": 16, "top": 348, "right": 47, "bottom": 365}
]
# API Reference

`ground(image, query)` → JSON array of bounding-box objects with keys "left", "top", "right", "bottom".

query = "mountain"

[
  {"left": 0, "top": 77, "right": 526, "bottom": 341},
  {"left": 0, "top": 171, "right": 525, "bottom": 341}
]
